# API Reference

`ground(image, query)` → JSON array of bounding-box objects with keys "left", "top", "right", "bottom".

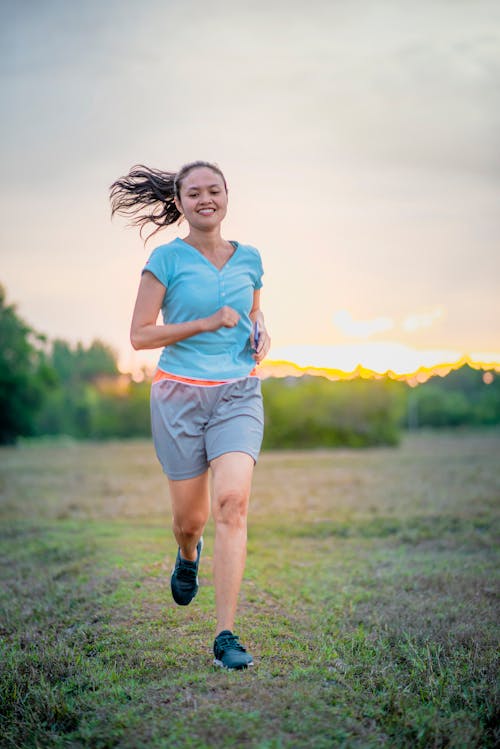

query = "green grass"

[{"left": 1, "top": 432, "right": 499, "bottom": 748}]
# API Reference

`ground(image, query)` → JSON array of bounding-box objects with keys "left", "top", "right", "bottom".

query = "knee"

[
  {"left": 174, "top": 514, "right": 206, "bottom": 539},
  {"left": 214, "top": 489, "right": 249, "bottom": 528}
]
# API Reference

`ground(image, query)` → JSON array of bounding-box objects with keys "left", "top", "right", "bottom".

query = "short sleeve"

[
  {"left": 142, "top": 244, "right": 174, "bottom": 288},
  {"left": 251, "top": 246, "right": 264, "bottom": 290}
]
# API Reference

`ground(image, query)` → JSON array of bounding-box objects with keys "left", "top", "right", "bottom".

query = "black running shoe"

[
  {"left": 170, "top": 538, "right": 203, "bottom": 606},
  {"left": 213, "top": 630, "right": 254, "bottom": 670}
]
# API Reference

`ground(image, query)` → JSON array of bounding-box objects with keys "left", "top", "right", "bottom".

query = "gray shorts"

[{"left": 150, "top": 376, "right": 264, "bottom": 480}]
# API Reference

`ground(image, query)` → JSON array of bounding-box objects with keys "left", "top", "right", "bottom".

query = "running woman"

[{"left": 110, "top": 161, "right": 270, "bottom": 669}]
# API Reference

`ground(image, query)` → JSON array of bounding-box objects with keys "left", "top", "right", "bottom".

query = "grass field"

[{"left": 0, "top": 431, "right": 499, "bottom": 748}]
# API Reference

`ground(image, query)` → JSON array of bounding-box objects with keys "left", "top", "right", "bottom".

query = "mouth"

[{"left": 197, "top": 208, "right": 216, "bottom": 216}]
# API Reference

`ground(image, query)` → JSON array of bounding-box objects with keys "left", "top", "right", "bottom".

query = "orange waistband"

[{"left": 153, "top": 368, "right": 258, "bottom": 387}]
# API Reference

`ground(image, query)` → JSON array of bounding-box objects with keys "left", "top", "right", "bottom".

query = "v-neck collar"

[{"left": 177, "top": 237, "right": 239, "bottom": 273}]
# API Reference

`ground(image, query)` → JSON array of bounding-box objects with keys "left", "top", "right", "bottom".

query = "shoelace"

[
  {"left": 216, "top": 633, "right": 246, "bottom": 653},
  {"left": 176, "top": 564, "right": 197, "bottom": 582}
]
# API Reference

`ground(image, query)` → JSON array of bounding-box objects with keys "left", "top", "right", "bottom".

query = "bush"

[
  {"left": 409, "top": 366, "right": 500, "bottom": 428},
  {"left": 262, "top": 376, "right": 406, "bottom": 448}
]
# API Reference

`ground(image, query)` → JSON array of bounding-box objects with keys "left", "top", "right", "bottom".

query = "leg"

[
  {"left": 168, "top": 471, "right": 210, "bottom": 561},
  {"left": 210, "top": 452, "right": 255, "bottom": 636}
]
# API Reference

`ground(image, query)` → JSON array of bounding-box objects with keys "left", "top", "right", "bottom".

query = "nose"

[{"left": 199, "top": 191, "right": 213, "bottom": 202}]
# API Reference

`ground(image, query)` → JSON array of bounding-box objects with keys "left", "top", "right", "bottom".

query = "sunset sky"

[{"left": 1, "top": 0, "right": 499, "bottom": 377}]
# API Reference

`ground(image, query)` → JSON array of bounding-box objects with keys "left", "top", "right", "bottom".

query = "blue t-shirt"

[{"left": 143, "top": 237, "right": 264, "bottom": 380}]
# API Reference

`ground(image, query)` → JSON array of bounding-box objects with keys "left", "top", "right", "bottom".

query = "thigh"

[
  {"left": 210, "top": 452, "right": 255, "bottom": 518},
  {"left": 168, "top": 471, "right": 210, "bottom": 526}
]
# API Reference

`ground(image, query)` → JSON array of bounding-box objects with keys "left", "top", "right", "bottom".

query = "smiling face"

[{"left": 175, "top": 166, "right": 228, "bottom": 232}]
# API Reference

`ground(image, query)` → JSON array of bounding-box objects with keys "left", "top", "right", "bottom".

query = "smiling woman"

[
  {"left": 109, "top": 161, "right": 227, "bottom": 242},
  {"left": 109, "top": 160, "right": 271, "bottom": 671}
]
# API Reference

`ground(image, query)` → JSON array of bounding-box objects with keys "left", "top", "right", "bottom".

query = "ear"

[{"left": 174, "top": 196, "right": 183, "bottom": 215}]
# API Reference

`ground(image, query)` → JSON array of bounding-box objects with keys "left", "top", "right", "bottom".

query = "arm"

[
  {"left": 249, "top": 289, "right": 271, "bottom": 363},
  {"left": 130, "top": 271, "right": 240, "bottom": 351}
]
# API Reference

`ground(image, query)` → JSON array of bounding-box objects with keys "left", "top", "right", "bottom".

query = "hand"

[
  {"left": 204, "top": 306, "right": 240, "bottom": 332},
  {"left": 252, "top": 325, "right": 271, "bottom": 363}
]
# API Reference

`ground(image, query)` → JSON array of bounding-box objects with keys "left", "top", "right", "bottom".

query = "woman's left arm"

[{"left": 249, "top": 290, "right": 271, "bottom": 363}]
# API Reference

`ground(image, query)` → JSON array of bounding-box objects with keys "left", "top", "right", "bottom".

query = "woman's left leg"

[{"left": 210, "top": 451, "right": 255, "bottom": 637}]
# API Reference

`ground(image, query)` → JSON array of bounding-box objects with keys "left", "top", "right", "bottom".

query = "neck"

[{"left": 185, "top": 227, "right": 223, "bottom": 253}]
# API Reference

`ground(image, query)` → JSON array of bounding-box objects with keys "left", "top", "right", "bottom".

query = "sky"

[{"left": 1, "top": 0, "right": 499, "bottom": 377}]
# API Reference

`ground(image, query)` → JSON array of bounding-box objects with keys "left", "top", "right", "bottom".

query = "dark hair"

[{"left": 109, "top": 161, "right": 227, "bottom": 241}]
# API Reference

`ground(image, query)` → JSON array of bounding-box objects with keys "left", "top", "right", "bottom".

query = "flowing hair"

[{"left": 109, "top": 161, "right": 227, "bottom": 242}]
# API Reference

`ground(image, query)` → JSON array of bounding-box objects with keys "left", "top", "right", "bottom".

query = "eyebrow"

[{"left": 185, "top": 183, "right": 221, "bottom": 190}]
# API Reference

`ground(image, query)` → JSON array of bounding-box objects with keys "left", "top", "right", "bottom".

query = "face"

[{"left": 175, "top": 167, "right": 228, "bottom": 231}]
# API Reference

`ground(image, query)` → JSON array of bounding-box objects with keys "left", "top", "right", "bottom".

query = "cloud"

[
  {"left": 402, "top": 307, "right": 444, "bottom": 333},
  {"left": 333, "top": 307, "right": 445, "bottom": 340},
  {"left": 333, "top": 310, "right": 394, "bottom": 338}
]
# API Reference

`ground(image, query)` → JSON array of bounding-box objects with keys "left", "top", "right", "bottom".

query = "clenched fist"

[{"left": 204, "top": 306, "right": 240, "bottom": 331}]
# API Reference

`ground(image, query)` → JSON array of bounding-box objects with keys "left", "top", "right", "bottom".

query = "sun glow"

[
  {"left": 120, "top": 345, "right": 500, "bottom": 387},
  {"left": 258, "top": 347, "right": 500, "bottom": 386}
]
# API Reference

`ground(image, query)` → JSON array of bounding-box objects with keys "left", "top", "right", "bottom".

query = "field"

[{"left": 1, "top": 431, "right": 499, "bottom": 748}]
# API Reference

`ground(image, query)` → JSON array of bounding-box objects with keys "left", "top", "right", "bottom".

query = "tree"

[
  {"left": 35, "top": 339, "right": 120, "bottom": 437},
  {"left": 51, "top": 339, "right": 118, "bottom": 384},
  {"left": 0, "top": 285, "right": 54, "bottom": 443},
  {"left": 411, "top": 365, "right": 500, "bottom": 427}
]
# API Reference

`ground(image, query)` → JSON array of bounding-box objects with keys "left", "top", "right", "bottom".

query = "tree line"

[{"left": 1, "top": 285, "right": 499, "bottom": 446}]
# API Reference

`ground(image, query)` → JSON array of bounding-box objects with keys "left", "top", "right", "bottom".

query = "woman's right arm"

[{"left": 130, "top": 271, "right": 239, "bottom": 350}]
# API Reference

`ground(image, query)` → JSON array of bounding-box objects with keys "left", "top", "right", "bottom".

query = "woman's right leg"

[{"left": 168, "top": 471, "right": 210, "bottom": 562}]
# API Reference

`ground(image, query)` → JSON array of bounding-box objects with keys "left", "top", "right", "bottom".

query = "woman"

[{"left": 110, "top": 161, "right": 270, "bottom": 670}]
